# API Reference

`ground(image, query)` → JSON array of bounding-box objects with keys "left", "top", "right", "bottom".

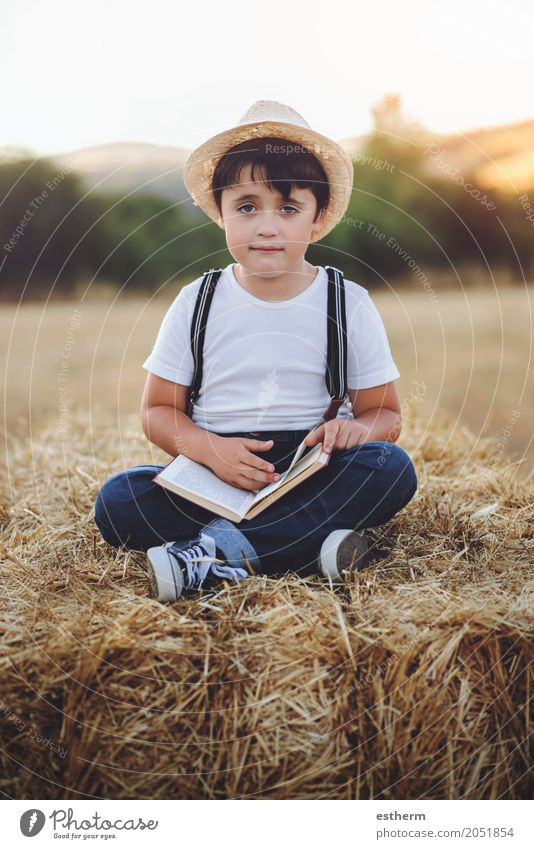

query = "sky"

[{"left": 2, "top": 0, "right": 533, "bottom": 157}]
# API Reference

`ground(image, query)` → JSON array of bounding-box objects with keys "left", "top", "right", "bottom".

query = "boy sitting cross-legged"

[{"left": 94, "top": 100, "right": 418, "bottom": 601}]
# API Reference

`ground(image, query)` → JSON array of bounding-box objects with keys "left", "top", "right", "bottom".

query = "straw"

[{"left": 0, "top": 407, "right": 531, "bottom": 799}]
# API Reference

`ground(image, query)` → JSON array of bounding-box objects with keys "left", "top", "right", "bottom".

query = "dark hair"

[{"left": 212, "top": 136, "right": 329, "bottom": 221}]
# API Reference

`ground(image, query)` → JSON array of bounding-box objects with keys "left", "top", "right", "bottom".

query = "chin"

[{"left": 238, "top": 252, "right": 287, "bottom": 275}]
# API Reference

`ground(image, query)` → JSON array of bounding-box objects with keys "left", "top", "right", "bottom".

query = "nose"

[{"left": 255, "top": 211, "right": 280, "bottom": 237}]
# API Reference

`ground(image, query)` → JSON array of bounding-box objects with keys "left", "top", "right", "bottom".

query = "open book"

[{"left": 152, "top": 425, "right": 330, "bottom": 523}]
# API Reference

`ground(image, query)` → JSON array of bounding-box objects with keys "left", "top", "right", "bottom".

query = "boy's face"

[{"left": 217, "top": 163, "right": 324, "bottom": 275}]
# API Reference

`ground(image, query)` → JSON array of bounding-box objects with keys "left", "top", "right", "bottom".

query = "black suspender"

[
  {"left": 324, "top": 265, "right": 348, "bottom": 421},
  {"left": 187, "top": 267, "right": 223, "bottom": 418},
  {"left": 187, "top": 265, "right": 348, "bottom": 420}
]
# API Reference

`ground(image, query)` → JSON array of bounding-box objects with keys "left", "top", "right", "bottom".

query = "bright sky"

[{"left": 2, "top": 0, "right": 532, "bottom": 156}]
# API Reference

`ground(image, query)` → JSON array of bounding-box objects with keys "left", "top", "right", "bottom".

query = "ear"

[
  {"left": 216, "top": 216, "right": 225, "bottom": 230},
  {"left": 310, "top": 207, "right": 325, "bottom": 237}
]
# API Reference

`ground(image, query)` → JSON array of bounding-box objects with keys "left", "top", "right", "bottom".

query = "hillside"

[
  {"left": 46, "top": 117, "right": 534, "bottom": 203},
  {"left": 52, "top": 141, "right": 193, "bottom": 204},
  {"left": 423, "top": 119, "right": 534, "bottom": 194},
  {"left": 342, "top": 118, "right": 534, "bottom": 194}
]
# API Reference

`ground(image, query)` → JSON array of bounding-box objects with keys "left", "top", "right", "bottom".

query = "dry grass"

[{"left": 0, "top": 407, "right": 532, "bottom": 799}]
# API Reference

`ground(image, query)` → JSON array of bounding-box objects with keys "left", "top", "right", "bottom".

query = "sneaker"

[
  {"left": 146, "top": 531, "right": 249, "bottom": 602},
  {"left": 318, "top": 528, "right": 369, "bottom": 585}
]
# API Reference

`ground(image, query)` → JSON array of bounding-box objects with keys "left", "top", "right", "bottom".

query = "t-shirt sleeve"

[
  {"left": 142, "top": 286, "right": 195, "bottom": 384},
  {"left": 347, "top": 290, "right": 401, "bottom": 389}
]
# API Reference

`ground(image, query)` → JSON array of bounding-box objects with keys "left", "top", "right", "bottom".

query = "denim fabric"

[
  {"left": 202, "top": 516, "right": 262, "bottom": 573},
  {"left": 94, "top": 429, "right": 418, "bottom": 577}
]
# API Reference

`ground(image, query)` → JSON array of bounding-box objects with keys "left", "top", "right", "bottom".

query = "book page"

[
  {"left": 284, "top": 436, "right": 313, "bottom": 475},
  {"left": 249, "top": 442, "right": 325, "bottom": 507},
  {"left": 283, "top": 416, "right": 325, "bottom": 476},
  {"left": 157, "top": 456, "right": 254, "bottom": 517}
]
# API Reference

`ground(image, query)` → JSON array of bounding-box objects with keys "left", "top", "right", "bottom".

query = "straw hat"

[{"left": 183, "top": 100, "right": 354, "bottom": 242}]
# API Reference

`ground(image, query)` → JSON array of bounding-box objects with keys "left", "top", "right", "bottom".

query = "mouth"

[{"left": 250, "top": 247, "right": 284, "bottom": 253}]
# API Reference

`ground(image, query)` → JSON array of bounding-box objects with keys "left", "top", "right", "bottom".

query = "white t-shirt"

[{"left": 142, "top": 263, "right": 400, "bottom": 433}]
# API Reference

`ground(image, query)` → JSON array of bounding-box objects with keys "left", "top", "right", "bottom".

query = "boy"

[{"left": 94, "top": 100, "right": 418, "bottom": 601}]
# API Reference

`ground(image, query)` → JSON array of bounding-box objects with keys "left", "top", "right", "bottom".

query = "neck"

[{"left": 233, "top": 258, "right": 318, "bottom": 302}]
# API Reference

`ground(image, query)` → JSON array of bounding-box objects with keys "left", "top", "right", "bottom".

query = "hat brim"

[{"left": 183, "top": 119, "right": 354, "bottom": 242}]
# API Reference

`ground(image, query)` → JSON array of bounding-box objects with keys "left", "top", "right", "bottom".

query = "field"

[
  {"left": 0, "top": 284, "right": 532, "bottom": 799},
  {"left": 1, "top": 284, "right": 533, "bottom": 476}
]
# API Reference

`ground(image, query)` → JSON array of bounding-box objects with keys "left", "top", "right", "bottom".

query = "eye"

[
  {"left": 281, "top": 206, "right": 299, "bottom": 214},
  {"left": 237, "top": 203, "right": 255, "bottom": 213}
]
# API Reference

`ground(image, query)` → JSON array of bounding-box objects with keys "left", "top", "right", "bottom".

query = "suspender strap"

[
  {"left": 187, "top": 268, "right": 223, "bottom": 417},
  {"left": 324, "top": 265, "right": 348, "bottom": 421}
]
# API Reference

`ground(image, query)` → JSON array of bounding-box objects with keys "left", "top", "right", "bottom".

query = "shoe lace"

[
  {"left": 209, "top": 561, "right": 249, "bottom": 584},
  {"left": 167, "top": 542, "right": 248, "bottom": 591}
]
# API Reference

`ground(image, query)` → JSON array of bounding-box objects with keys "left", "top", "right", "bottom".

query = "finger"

[
  {"left": 235, "top": 475, "right": 261, "bottom": 492},
  {"left": 243, "top": 452, "right": 278, "bottom": 476},
  {"left": 241, "top": 438, "right": 274, "bottom": 451},
  {"left": 245, "top": 455, "right": 281, "bottom": 479},
  {"left": 239, "top": 446, "right": 280, "bottom": 482},
  {"left": 305, "top": 426, "right": 323, "bottom": 445},
  {"left": 238, "top": 463, "right": 280, "bottom": 485},
  {"left": 322, "top": 422, "right": 340, "bottom": 454},
  {"left": 338, "top": 428, "right": 352, "bottom": 451}
]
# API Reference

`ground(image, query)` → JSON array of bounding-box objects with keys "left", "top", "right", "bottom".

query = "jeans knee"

[
  {"left": 94, "top": 464, "right": 164, "bottom": 549},
  {"left": 377, "top": 442, "right": 418, "bottom": 502},
  {"left": 94, "top": 474, "right": 126, "bottom": 547}
]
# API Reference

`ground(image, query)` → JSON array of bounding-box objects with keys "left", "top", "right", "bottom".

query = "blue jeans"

[{"left": 94, "top": 428, "right": 418, "bottom": 577}]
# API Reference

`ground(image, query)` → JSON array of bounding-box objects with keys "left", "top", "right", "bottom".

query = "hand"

[
  {"left": 206, "top": 435, "right": 282, "bottom": 492},
  {"left": 304, "top": 419, "right": 371, "bottom": 455}
]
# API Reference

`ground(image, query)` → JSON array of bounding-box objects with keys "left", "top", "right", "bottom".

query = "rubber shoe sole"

[
  {"left": 147, "top": 544, "right": 185, "bottom": 602},
  {"left": 319, "top": 528, "right": 369, "bottom": 586}
]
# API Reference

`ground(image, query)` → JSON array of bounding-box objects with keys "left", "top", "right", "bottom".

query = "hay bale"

[{"left": 0, "top": 409, "right": 532, "bottom": 799}]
